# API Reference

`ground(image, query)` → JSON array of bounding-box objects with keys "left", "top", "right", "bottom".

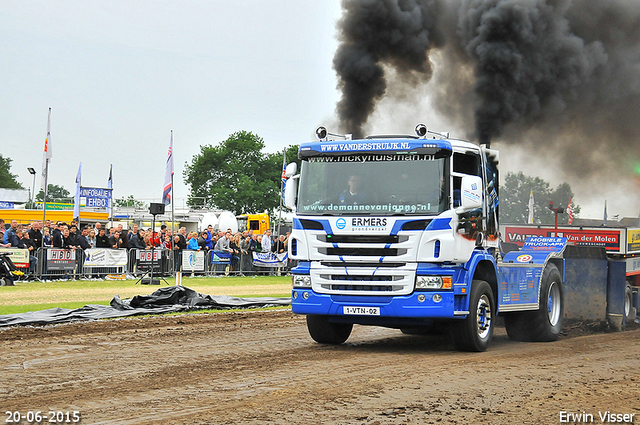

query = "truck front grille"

[
  {"left": 322, "top": 247, "right": 407, "bottom": 256},
  {"left": 311, "top": 265, "right": 416, "bottom": 296}
]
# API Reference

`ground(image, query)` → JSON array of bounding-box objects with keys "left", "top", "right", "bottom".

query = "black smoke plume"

[
  {"left": 334, "top": 0, "right": 445, "bottom": 139},
  {"left": 334, "top": 0, "right": 640, "bottom": 177}
]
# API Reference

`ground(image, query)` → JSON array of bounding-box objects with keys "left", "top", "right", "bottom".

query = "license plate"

[{"left": 343, "top": 306, "right": 380, "bottom": 316}]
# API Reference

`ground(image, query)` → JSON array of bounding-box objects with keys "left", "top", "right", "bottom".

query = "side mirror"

[
  {"left": 455, "top": 175, "right": 483, "bottom": 214},
  {"left": 284, "top": 162, "right": 298, "bottom": 178},
  {"left": 284, "top": 175, "right": 298, "bottom": 210}
]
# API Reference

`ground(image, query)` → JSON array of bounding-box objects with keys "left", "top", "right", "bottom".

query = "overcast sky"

[
  {"left": 1, "top": 0, "right": 343, "bottom": 208},
  {"left": 1, "top": 0, "right": 633, "bottom": 219}
]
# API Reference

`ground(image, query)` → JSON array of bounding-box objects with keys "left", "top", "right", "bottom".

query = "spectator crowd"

[{"left": 0, "top": 218, "right": 290, "bottom": 277}]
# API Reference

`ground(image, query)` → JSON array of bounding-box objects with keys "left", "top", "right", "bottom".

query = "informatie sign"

[
  {"left": 84, "top": 248, "right": 127, "bottom": 267},
  {"left": 182, "top": 250, "right": 205, "bottom": 271},
  {"left": 46, "top": 248, "right": 76, "bottom": 271},
  {"left": 0, "top": 248, "right": 29, "bottom": 268},
  {"left": 79, "top": 187, "right": 112, "bottom": 209},
  {"left": 501, "top": 225, "right": 624, "bottom": 253}
]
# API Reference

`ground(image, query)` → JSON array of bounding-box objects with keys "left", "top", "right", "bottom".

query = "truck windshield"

[{"left": 297, "top": 154, "right": 448, "bottom": 215}]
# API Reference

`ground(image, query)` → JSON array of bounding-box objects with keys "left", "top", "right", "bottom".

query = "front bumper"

[{"left": 291, "top": 289, "right": 456, "bottom": 320}]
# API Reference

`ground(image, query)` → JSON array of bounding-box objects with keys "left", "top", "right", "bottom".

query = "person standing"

[
  {"left": 43, "top": 227, "right": 52, "bottom": 247},
  {"left": 272, "top": 234, "right": 286, "bottom": 253},
  {"left": 261, "top": 229, "right": 273, "bottom": 253},
  {"left": 3, "top": 220, "right": 17, "bottom": 244},
  {"left": 86, "top": 228, "right": 96, "bottom": 248},
  {"left": 173, "top": 228, "right": 187, "bottom": 271},
  {"left": 52, "top": 224, "right": 64, "bottom": 248},
  {"left": 77, "top": 227, "right": 91, "bottom": 250},
  {"left": 21, "top": 231, "right": 38, "bottom": 274},
  {"left": 95, "top": 228, "right": 110, "bottom": 248},
  {"left": 239, "top": 234, "right": 252, "bottom": 273},
  {"left": 28, "top": 221, "right": 43, "bottom": 249},
  {"left": 108, "top": 231, "right": 123, "bottom": 249}
]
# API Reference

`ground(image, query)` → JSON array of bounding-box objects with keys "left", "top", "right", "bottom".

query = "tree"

[
  {"left": 500, "top": 172, "right": 580, "bottom": 225},
  {"left": 36, "top": 184, "right": 71, "bottom": 203},
  {"left": 115, "top": 195, "right": 146, "bottom": 209},
  {"left": 0, "top": 154, "right": 24, "bottom": 189},
  {"left": 184, "top": 131, "right": 299, "bottom": 215}
]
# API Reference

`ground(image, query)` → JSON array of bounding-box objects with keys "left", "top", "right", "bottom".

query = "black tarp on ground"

[{"left": 0, "top": 285, "right": 291, "bottom": 328}]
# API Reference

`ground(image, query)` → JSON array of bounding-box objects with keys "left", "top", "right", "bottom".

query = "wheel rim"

[
  {"left": 625, "top": 291, "right": 631, "bottom": 317},
  {"left": 476, "top": 294, "right": 492, "bottom": 339},
  {"left": 547, "top": 281, "right": 561, "bottom": 326}
]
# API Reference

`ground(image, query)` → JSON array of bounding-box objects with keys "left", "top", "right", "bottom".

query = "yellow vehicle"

[{"left": 236, "top": 213, "right": 270, "bottom": 234}]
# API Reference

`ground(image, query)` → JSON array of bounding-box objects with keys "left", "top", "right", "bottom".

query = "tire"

[
  {"left": 625, "top": 284, "right": 637, "bottom": 323},
  {"left": 504, "top": 264, "right": 563, "bottom": 342},
  {"left": 0, "top": 276, "right": 15, "bottom": 286},
  {"left": 306, "top": 315, "right": 353, "bottom": 344},
  {"left": 450, "top": 280, "right": 494, "bottom": 352}
]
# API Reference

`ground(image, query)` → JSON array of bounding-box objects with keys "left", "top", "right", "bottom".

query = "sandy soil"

[{"left": 1, "top": 310, "right": 639, "bottom": 425}]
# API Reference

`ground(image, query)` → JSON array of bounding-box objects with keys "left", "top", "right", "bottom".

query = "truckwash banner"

[
  {"left": 252, "top": 252, "right": 288, "bottom": 267},
  {"left": 84, "top": 248, "right": 128, "bottom": 267},
  {"left": 79, "top": 187, "right": 112, "bottom": 208}
]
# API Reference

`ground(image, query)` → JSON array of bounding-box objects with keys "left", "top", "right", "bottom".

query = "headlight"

[
  {"left": 292, "top": 275, "right": 312, "bottom": 288},
  {"left": 415, "top": 276, "right": 452, "bottom": 290}
]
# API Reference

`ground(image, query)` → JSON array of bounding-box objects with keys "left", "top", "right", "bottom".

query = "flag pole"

[
  {"left": 40, "top": 108, "right": 52, "bottom": 250},
  {"left": 73, "top": 162, "right": 82, "bottom": 222},
  {"left": 277, "top": 148, "right": 286, "bottom": 238},
  {"left": 171, "top": 131, "right": 175, "bottom": 242},
  {"left": 162, "top": 130, "right": 175, "bottom": 269},
  {"left": 107, "top": 164, "right": 113, "bottom": 225},
  {"left": 41, "top": 160, "right": 49, "bottom": 249}
]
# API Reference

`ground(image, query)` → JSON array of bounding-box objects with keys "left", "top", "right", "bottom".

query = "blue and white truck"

[{"left": 283, "top": 125, "right": 634, "bottom": 351}]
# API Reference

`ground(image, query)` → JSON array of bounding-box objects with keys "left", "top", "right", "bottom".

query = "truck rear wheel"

[
  {"left": 306, "top": 315, "right": 353, "bottom": 344},
  {"left": 504, "top": 264, "right": 563, "bottom": 342},
  {"left": 450, "top": 280, "right": 494, "bottom": 352},
  {"left": 625, "top": 284, "right": 636, "bottom": 322}
]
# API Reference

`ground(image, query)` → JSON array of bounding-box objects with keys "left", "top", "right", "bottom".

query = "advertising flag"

[
  {"left": 527, "top": 190, "right": 534, "bottom": 224},
  {"left": 604, "top": 200, "right": 608, "bottom": 226},
  {"left": 107, "top": 164, "right": 113, "bottom": 217},
  {"left": 567, "top": 197, "right": 574, "bottom": 225},
  {"left": 73, "top": 162, "right": 82, "bottom": 219},
  {"left": 40, "top": 108, "right": 52, "bottom": 191},
  {"left": 281, "top": 150, "right": 287, "bottom": 202},
  {"left": 163, "top": 131, "right": 174, "bottom": 206}
]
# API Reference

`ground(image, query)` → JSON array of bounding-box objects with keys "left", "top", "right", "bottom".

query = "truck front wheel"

[
  {"left": 504, "top": 263, "right": 564, "bottom": 342},
  {"left": 450, "top": 280, "right": 494, "bottom": 352},
  {"left": 306, "top": 315, "right": 353, "bottom": 344}
]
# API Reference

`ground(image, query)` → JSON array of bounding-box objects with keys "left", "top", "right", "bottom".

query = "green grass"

[{"left": 0, "top": 275, "right": 292, "bottom": 315}]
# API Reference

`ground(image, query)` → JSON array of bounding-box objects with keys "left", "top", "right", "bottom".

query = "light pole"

[{"left": 27, "top": 167, "right": 36, "bottom": 209}]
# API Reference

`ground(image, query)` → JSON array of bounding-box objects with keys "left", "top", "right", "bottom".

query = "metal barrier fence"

[
  {"left": 1, "top": 247, "right": 293, "bottom": 281},
  {"left": 127, "top": 249, "right": 175, "bottom": 278}
]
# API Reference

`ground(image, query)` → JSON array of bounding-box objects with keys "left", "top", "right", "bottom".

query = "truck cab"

[{"left": 285, "top": 126, "right": 510, "bottom": 351}]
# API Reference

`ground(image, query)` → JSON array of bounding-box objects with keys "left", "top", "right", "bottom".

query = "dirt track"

[{"left": 1, "top": 310, "right": 639, "bottom": 425}]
